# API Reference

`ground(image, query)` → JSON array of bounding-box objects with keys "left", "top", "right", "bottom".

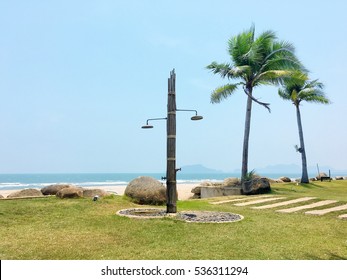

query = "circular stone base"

[
  {"left": 116, "top": 208, "right": 243, "bottom": 223},
  {"left": 177, "top": 211, "right": 243, "bottom": 223},
  {"left": 117, "top": 208, "right": 167, "bottom": 219}
]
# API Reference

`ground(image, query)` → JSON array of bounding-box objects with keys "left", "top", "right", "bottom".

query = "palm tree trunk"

[
  {"left": 296, "top": 104, "right": 309, "bottom": 183},
  {"left": 241, "top": 88, "right": 253, "bottom": 185}
]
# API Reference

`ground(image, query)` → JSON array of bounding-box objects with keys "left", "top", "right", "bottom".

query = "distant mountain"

[
  {"left": 256, "top": 164, "right": 300, "bottom": 174},
  {"left": 253, "top": 164, "right": 347, "bottom": 176},
  {"left": 180, "top": 164, "right": 223, "bottom": 174}
]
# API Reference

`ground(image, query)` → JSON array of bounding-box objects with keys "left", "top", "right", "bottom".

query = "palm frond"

[
  {"left": 228, "top": 26, "right": 255, "bottom": 66},
  {"left": 237, "top": 29, "right": 277, "bottom": 71},
  {"left": 272, "top": 40, "right": 295, "bottom": 54},
  {"left": 279, "top": 77, "right": 330, "bottom": 105},
  {"left": 298, "top": 88, "right": 330, "bottom": 104},
  {"left": 307, "top": 95, "right": 330, "bottom": 104},
  {"left": 253, "top": 70, "right": 295, "bottom": 86},
  {"left": 262, "top": 48, "right": 304, "bottom": 74},
  {"left": 206, "top": 62, "right": 250, "bottom": 80},
  {"left": 210, "top": 83, "right": 240, "bottom": 104},
  {"left": 233, "top": 65, "right": 252, "bottom": 79},
  {"left": 249, "top": 30, "right": 277, "bottom": 65},
  {"left": 278, "top": 88, "right": 291, "bottom": 100},
  {"left": 305, "top": 79, "right": 324, "bottom": 90},
  {"left": 206, "top": 62, "right": 232, "bottom": 78}
]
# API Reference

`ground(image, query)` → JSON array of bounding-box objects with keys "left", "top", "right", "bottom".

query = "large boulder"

[
  {"left": 56, "top": 187, "right": 83, "bottom": 199},
  {"left": 41, "top": 184, "right": 74, "bottom": 195},
  {"left": 242, "top": 178, "right": 271, "bottom": 195},
  {"left": 125, "top": 176, "right": 166, "bottom": 205},
  {"left": 7, "top": 188, "right": 43, "bottom": 198},
  {"left": 223, "top": 177, "right": 240, "bottom": 187},
  {"left": 82, "top": 188, "right": 108, "bottom": 198},
  {"left": 191, "top": 186, "right": 202, "bottom": 199},
  {"left": 279, "top": 176, "right": 292, "bottom": 183}
]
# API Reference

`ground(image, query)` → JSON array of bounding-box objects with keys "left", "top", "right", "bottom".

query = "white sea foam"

[
  {"left": 77, "top": 181, "right": 128, "bottom": 187},
  {"left": 176, "top": 179, "right": 223, "bottom": 184},
  {"left": 0, "top": 183, "right": 31, "bottom": 189}
]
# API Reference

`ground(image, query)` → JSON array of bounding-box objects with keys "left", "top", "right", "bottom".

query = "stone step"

[
  {"left": 338, "top": 214, "right": 347, "bottom": 220},
  {"left": 277, "top": 200, "right": 337, "bottom": 213},
  {"left": 305, "top": 204, "right": 347, "bottom": 216},
  {"left": 211, "top": 198, "right": 251, "bottom": 205},
  {"left": 210, "top": 195, "right": 275, "bottom": 205},
  {"left": 234, "top": 197, "right": 285, "bottom": 206},
  {"left": 252, "top": 197, "right": 316, "bottom": 209}
]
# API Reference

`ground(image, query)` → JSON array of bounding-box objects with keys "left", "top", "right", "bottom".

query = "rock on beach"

[
  {"left": 279, "top": 176, "right": 292, "bottom": 182},
  {"left": 242, "top": 178, "right": 271, "bottom": 195},
  {"left": 7, "top": 188, "right": 43, "bottom": 198},
  {"left": 125, "top": 176, "right": 166, "bottom": 205},
  {"left": 82, "top": 188, "right": 108, "bottom": 197},
  {"left": 41, "top": 184, "right": 75, "bottom": 195},
  {"left": 56, "top": 187, "right": 84, "bottom": 199}
]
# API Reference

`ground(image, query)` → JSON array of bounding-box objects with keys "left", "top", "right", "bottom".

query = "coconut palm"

[
  {"left": 207, "top": 25, "right": 303, "bottom": 186},
  {"left": 278, "top": 77, "right": 330, "bottom": 183}
]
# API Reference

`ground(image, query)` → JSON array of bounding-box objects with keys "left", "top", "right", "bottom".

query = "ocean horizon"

[{"left": 0, "top": 171, "right": 327, "bottom": 191}]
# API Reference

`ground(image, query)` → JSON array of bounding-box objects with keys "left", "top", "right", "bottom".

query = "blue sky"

[{"left": 0, "top": 0, "right": 346, "bottom": 173}]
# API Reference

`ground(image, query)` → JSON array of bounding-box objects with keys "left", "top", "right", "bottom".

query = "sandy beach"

[{"left": 0, "top": 183, "right": 199, "bottom": 200}]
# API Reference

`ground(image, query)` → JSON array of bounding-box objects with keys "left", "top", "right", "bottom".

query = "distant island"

[
  {"left": 180, "top": 164, "right": 224, "bottom": 174},
  {"left": 255, "top": 164, "right": 301, "bottom": 174},
  {"left": 179, "top": 163, "right": 347, "bottom": 176},
  {"left": 231, "top": 164, "right": 346, "bottom": 177},
  {"left": 255, "top": 164, "right": 347, "bottom": 176}
]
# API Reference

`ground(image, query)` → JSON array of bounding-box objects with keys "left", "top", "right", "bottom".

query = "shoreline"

[
  {"left": 2, "top": 176, "right": 346, "bottom": 200},
  {"left": 0, "top": 183, "right": 199, "bottom": 201}
]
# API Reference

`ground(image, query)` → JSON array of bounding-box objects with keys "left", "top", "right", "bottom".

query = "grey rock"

[
  {"left": 125, "top": 176, "right": 166, "bottom": 205},
  {"left": 200, "top": 181, "right": 214, "bottom": 187},
  {"left": 279, "top": 176, "right": 292, "bottom": 182},
  {"left": 82, "top": 188, "right": 108, "bottom": 197},
  {"left": 41, "top": 184, "right": 74, "bottom": 195},
  {"left": 7, "top": 188, "right": 43, "bottom": 198},
  {"left": 191, "top": 186, "right": 202, "bottom": 194},
  {"left": 56, "top": 187, "right": 83, "bottom": 199},
  {"left": 223, "top": 177, "right": 240, "bottom": 187},
  {"left": 242, "top": 178, "right": 271, "bottom": 195}
]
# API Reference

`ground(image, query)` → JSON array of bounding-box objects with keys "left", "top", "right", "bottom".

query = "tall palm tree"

[
  {"left": 278, "top": 77, "right": 330, "bottom": 183},
  {"left": 207, "top": 25, "right": 303, "bottom": 186}
]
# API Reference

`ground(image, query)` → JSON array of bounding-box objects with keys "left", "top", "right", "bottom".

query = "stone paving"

[
  {"left": 277, "top": 200, "right": 338, "bottom": 213},
  {"left": 234, "top": 197, "right": 285, "bottom": 206},
  {"left": 210, "top": 195, "right": 275, "bottom": 205},
  {"left": 211, "top": 196, "right": 347, "bottom": 219},
  {"left": 305, "top": 204, "right": 347, "bottom": 216},
  {"left": 252, "top": 197, "right": 316, "bottom": 209},
  {"left": 338, "top": 214, "right": 347, "bottom": 220}
]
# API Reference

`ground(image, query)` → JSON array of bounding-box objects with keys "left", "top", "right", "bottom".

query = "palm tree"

[
  {"left": 278, "top": 77, "right": 330, "bottom": 183},
  {"left": 207, "top": 25, "right": 303, "bottom": 186}
]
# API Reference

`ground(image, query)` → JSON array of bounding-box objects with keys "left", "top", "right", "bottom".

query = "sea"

[{"left": 0, "top": 172, "right": 307, "bottom": 191}]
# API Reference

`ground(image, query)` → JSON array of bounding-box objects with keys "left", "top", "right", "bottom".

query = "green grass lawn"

[{"left": 0, "top": 180, "right": 346, "bottom": 260}]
